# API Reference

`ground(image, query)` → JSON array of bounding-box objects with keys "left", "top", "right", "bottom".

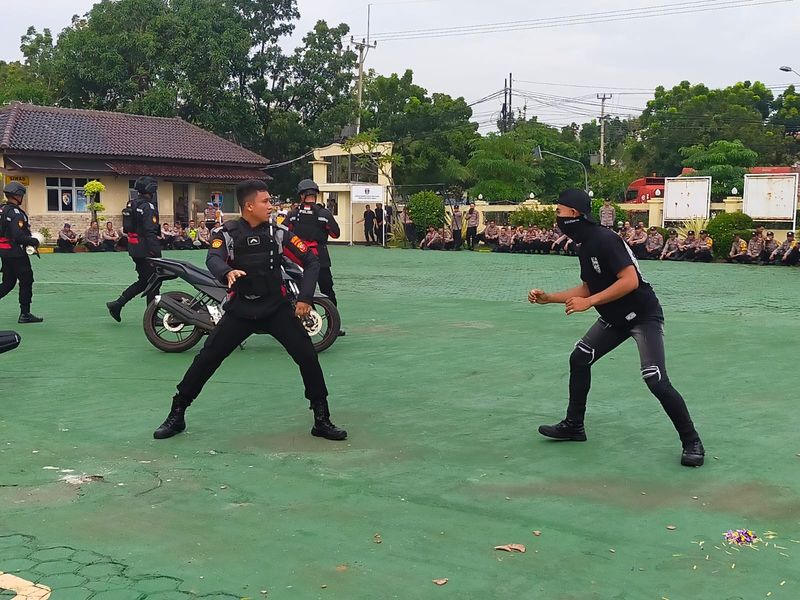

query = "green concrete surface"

[{"left": 1, "top": 247, "right": 798, "bottom": 600}]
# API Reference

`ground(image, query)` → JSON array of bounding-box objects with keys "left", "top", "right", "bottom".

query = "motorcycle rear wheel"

[
  {"left": 308, "top": 296, "right": 340, "bottom": 353},
  {"left": 143, "top": 291, "right": 206, "bottom": 353}
]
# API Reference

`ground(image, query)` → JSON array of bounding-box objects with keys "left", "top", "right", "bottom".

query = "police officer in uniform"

[
  {"left": 106, "top": 177, "right": 162, "bottom": 322},
  {"left": 153, "top": 179, "right": 346, "bottom": 441},
  {"left": 528, "top": 189, "right": 704, "bottom": 467},
  {"left": 0, "top": 182, "right": 43, "bottom": 323},
  {"left": 287, "top": 179, "right": 345, "bottom": 336}
]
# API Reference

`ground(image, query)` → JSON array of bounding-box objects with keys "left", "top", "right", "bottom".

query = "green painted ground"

[{"left": 1, "top": 247, "right": 798, "bottom": 600}]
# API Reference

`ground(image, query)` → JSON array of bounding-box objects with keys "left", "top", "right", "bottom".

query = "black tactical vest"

[
  {"left": 290, "top": 202, "right": 323, "bottom": 242},
  {"left": 222, "top": 221, "right": 284, "bottom": 300}
]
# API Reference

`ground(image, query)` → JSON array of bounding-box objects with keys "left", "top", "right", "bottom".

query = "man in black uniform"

[
  {"left": 106, "top": 177, "right": 162, "bottom": 322},
  {"left": 152, "top": 179, "right": 347, "bottom": 441},
  {"left": 0, "top": 183, "right": 43, "bottom": 323},
  {"left": 528, "top": 189, "right": 704, "bottom": 467},
  {"left": 287, "top": 179, "right": 345, "bottom": 336}
]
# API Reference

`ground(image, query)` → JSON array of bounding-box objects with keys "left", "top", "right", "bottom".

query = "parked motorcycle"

[{"left": 140, "top": 257, "right": 340, "bottom": 354}]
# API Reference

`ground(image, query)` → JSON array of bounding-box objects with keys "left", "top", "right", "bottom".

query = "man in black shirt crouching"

[{"left": 527, "top": 189, "right": 704, "bottom": 467}]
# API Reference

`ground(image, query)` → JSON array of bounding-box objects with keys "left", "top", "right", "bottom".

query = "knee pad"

[
  {"left": 641, "top": 365, "right": 669, "bottom": 392},
  {"left": 570, "top": 340, "right": 595, "bottom": 368}
]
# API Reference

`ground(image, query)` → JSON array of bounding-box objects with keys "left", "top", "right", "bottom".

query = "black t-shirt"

[
  {"left": 364, "top": 209, "right": 375, "bottom": 225},
  {"left": 578, "top": 225, "right": 662, "bottom": 327}
]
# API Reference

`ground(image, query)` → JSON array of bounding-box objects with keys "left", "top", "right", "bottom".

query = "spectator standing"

[
  {"left": 465, "top": 204, "right": 480, "bottom": 250},
  {"left": 451, "top": 205, "right": 464, "bottom": 250},
  {"left": 357, "top": 205, "right": 377, "bottom": 245},
  {"left": 599, "top": 200, "right": 616, "bottom": 228}
]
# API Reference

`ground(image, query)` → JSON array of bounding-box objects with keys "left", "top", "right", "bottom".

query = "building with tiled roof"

[{"left": 0, "top": 102, "right": 270, "bottom": 232}]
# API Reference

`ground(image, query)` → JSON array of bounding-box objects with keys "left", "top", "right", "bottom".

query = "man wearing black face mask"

[{"left": 527, "top": 189, "right": 704, "bottom": 467}]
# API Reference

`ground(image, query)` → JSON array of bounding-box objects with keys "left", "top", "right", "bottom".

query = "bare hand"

[
  {"left": 565, "top": 296, "right": 593, "bottom": 315},
  {"left": 226, "top": 269, "right": 247, "bottom": 288},
  {"left": 528, "top": 289, "right": 550, "bottom": 304},
  {"left": 295, "top": 301, "right": 312, "bottom": 317}
]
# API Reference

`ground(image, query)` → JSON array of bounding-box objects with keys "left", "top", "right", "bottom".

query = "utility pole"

[
  {"left": 508, "top": 72, "right": 513, "bottom": 129},
  {"left": 352, "top": 5, "right": 377, "bottom": 135},
  {"left": 597, "top": 93, "right": 612, "bottom": 165},
  {"left": 352, "top": 37, "right": 377, "bottom": 134},
  {"left": 501, "top": 77, "right": 508, "bottom": 133}
]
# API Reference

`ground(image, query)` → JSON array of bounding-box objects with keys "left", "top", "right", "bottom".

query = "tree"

[
  {"left": 0, "top": 61, "right": 53, "bottom": 104},
  {"left": 361, "top": 70, "right": 478, "bottom": 192},
  {"left": 466, "top": 118, "right": 586, "bottom": 202},
  {"left": 589, "top": 164, "right": 639, "bottom": 201},
  {"left": 631, "top": 80, "right": 788, "bottom": 176},
  {"left": 679, "top": 140, "right": 758, "bottom": 199}
]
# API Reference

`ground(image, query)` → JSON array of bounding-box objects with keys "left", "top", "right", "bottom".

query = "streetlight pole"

[{"left": 533, "top": 146, "right": 590, "bottom": 193}]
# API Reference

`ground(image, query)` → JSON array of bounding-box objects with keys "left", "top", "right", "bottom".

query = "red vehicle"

[{"left": 625, "top": 177, "right": 665, "bottom": 203}]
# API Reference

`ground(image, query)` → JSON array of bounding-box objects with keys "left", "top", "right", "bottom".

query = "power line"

[{"left": 361, "top": 0, "right": 793, "bottom": 41}]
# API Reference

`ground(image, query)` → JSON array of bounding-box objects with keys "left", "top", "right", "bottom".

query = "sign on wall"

[
  {"left": 662, "top": 176, "right": 711, "bottom": 224},
  {"left": 351, "top": 184, "right": 384, "bottom": 203},
  {"left": 742, "top": 173, "right": 798, "bottom": 223},
  {"left": 5, "top": 175, "right": 30, "bottom": 186}
]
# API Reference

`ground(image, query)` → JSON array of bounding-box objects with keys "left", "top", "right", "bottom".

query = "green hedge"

[
  {"left": 706, "top": 212, "right": 754, "bottom": 259},
  {"left": 407, "top": 191, "right": 445, "bottom": 232},
  {"left": 509, "top": 205, "right": 557, "bottom": 229}
]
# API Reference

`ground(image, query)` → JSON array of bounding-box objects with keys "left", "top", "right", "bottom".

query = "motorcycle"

[{"left": 140, "top": 257, "right": 340, "bottom": 354}]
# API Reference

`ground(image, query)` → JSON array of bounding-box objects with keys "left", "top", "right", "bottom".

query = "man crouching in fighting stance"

[{"left": 153, "top": 179, "right": 347, "bottom": 441}]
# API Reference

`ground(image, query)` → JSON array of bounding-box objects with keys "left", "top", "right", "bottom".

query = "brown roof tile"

[
  {"left": 108, "top": 161, "right": 270, "bottom": 181},
  {"left": 0, "top": 102, "right": 269, "bottom": 167}
]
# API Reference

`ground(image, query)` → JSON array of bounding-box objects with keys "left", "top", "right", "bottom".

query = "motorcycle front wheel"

[{"left": 143, "top": 291, "right": 206, "bottom": 353}]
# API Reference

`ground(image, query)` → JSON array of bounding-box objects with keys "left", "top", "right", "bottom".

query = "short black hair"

[{"left": 236, "top": 179, "right": 269, "bottom": 209}]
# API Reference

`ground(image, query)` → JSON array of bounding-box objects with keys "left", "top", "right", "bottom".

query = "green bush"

[
  {"left": 706, "top": 212, "right": 754, "bottom": 259},
  {"left": 407, "top": 191, "right": 444, "bottom": 232},
  {"left": 509, "top": 205, "right": 556, "bottom": 229}
]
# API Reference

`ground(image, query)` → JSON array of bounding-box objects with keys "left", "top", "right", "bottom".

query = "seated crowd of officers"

[
  {"left": 55, "top": 219, "right": 216, "bottom": 253},
  {"left": 417, "top": 214, "right": 799, "bottom": 266}
]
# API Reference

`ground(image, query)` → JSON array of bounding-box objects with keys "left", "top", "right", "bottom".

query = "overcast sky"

[{"left": 2, "top": 0, "right": 797, "bottom": 131}]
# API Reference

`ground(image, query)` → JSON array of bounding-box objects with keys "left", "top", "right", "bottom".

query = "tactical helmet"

[
  {"left": 134, "top": 176, "right": 158, "bottom": 195},
  {"left": 297, "top": 179, "right": 319, "bottom": 198},
  {"left": 3, "top": 182, "right": 27, "bottom": 198}
]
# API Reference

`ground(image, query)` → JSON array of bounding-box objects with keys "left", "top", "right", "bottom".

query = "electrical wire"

[{"left": 361, "top": 0, "right": 793, "bottom": 41}]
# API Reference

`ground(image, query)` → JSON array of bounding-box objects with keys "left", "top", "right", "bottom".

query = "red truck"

[{"left": 625, "top": 177, "right": 665, "bottom": 203}]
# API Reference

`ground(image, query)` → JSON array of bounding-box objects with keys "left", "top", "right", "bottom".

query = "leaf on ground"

[
  {"left": 494, "top": 544, "right": 526, "bottom": 553},
  {"left": 432, "top": 578, "right": 448, "bottom": 586}
]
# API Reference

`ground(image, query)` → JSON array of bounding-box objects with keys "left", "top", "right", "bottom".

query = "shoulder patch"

[
  {"left": 211, "top": 238, "right": 224, "bottom": 249},
  {"left": 18, "top": 220, "right": 25, "bottom": 228},
  {"left": 290, "top": 235, "right": 308, "bottom": 252}
]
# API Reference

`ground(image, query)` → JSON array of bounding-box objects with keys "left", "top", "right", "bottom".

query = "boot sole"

[
  {"left": 538, "top": 427, "right": 587, "bottom": 442},
  {"left": 311, "top": 429, "right": 348, "bottom": 441}
]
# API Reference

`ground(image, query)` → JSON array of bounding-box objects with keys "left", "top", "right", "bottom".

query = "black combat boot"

[
  {"left": 18, "top": 313, "right": 43, "bottom": 324},
  {"left": 106, "top": 300, "right": 123, "bottom": 323},
  {"left": 153, "top": 396, "right": 188, "bottom": 439},
  {"left": 310, "top": 399, "right": 347, "bottom": 441},
  {"left": 538, "top": 418, "right": 587, "bottom": 441},
  {"left": 681, "top": 438, "right": 705, "bottom": 467}
]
